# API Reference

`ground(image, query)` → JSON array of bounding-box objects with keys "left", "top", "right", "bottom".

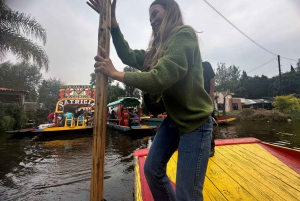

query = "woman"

[{"left": 89, "top": 0, "right": 213, "bottom": 200}]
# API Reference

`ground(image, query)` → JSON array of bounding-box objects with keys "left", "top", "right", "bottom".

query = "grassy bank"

[{"left": 221, "top": 108, "right": 290, "bottom": 122}]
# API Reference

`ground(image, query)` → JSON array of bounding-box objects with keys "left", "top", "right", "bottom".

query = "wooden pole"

[
  {"left": 277, "top": 55, "right": 282, "bottom": 95},
  {"left": 90, "top": 1, "right": 110, "bottom": 201}
]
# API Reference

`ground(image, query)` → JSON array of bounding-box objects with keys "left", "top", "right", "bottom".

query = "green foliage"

[
  {"left": 38, "top": 78, "right": 64, "bottom": 110},
  {"left": 289, "top": 111, "right": 300, "bottom": 122},
  {"left": 215, "top": 63, "right": 241, "bottom": 93},
  {"left": 108, "top": 83, "right": 126, "bottom": 103},
  {"left": 89, "top": 72, "right": 126, "bottom": 103},
  {"left": 34, "top": 109, "right": 50, "bottom": 125},
  {"left": 0, "top": 61, "right": 42, "bottom": 101},
  {"left": 0, "top": 2, "right": 49, "bottom": 70},
  {"left": 270, "top": 71, "right": 300, "bottom": 96},
  {"left": 241, "top": 75, "right": 271, "bottom": 99},
  {"left": 0, "top": 101, "right": 27, "bottom": 130},
  {"left": 0, "top": 116, "right": 15, "bottom": 131},
  {"left": 236, "top": 108, "right": 288, "bottom": 122},
  {"left": 272, "top": 94, "right": 300, "bottom": 113}
]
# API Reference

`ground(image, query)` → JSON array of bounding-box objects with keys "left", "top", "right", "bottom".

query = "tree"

[
  {"left": 234, "top": 70, "right": 249, "bottom": 98},
  {"left": 123, "top": 66, "right": 141, "bottom": 98},
  {"left": 242, "top": 75, "right": 271, "bottom": 99},
  {"left": 0, "top": 61, "right": 42, "bottom": 101},
  {"left": 38, "top": 78, "right": 64, "bottom": 110},
  {"left": 108, "top": 82, "right": 126, "bottom": 103},
  {"left": 89, "top": 72, "right": 126, "bottom": 103},
  {"left": 296, "top": 59, "right": 300, "bottom": 72},
  {"left": 0, "top": 1, "right": 49, "bottom": 70},
  {"left": 270, "top": 71, "right": 300, "bottom": 96},
  {"left": 215, "top": 63, "right": 240, "bottom": 115},
  {"left": 272, "top": 94, "right": 300, "bottom": 113},
  {"left": 215, "top": 63, "right": 241, "bottom": 92}
]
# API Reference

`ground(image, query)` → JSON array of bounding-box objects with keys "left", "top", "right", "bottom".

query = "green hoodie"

[{"left": 111, "top": 26, "right": 213, "bottom": 133}]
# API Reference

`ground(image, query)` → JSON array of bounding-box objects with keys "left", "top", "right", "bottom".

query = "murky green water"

[{"left": 0, "top": 121, "right": 299, "bottom": 201}]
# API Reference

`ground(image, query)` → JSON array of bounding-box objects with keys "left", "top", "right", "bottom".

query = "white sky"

[{"left": 5, "top": 0, "right": 300, "bottom": 85}]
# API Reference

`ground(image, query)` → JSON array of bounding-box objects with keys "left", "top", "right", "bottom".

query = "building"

[
  {"left": 214, "top": 92, "right": 273, "bottom": 112},
  {"left": 0, "top": 87, "right": 28, "bottom": 106}
]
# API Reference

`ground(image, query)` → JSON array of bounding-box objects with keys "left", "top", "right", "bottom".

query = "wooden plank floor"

[
  {"left": 203, "top": 144, "right": 300, "bottom": 201},
  {"left": 135, "top": 142, "right": 300, "bottom": 201}
]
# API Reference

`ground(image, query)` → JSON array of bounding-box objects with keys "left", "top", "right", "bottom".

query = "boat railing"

[{"left": 63, "top": 116, "right": 87, "bottom": 127}]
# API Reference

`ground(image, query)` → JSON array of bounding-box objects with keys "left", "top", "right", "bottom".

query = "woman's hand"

[
  {"left": 86, "top": 0, "right": 118, "bottom": 27},
  {"left": 94, "top": 46, "right": 124, "bottom": 82}
]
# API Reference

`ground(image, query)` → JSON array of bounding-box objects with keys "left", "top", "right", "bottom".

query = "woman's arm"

[{"left": 111, "top": 27, "right": 146, "bottom": 70}]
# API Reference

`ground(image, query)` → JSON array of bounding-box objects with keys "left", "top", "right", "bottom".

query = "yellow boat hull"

[{"left": 134, "top": 138, "right": 300, "bottom": 201}]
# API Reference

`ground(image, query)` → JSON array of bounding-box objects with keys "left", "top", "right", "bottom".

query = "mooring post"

[{"left": 90, "top": 0, "right": 110, "bottom": 200}]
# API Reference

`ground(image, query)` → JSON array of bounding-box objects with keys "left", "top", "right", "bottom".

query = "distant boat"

[
  {"left": 107, "top": 97, "right": 157, "bottom": 135},
  {"left": 215, "top": 117, "right": 236, "bottom": 125},
  {"left": 134, "top": 137, "right": 300, "bottom": 201},
  {"left": 6, "top": 85, "right": 95, "bottom": 136}
]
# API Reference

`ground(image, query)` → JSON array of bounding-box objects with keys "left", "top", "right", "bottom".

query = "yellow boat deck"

[{"left": 134, "top": 138, "right": 300, "bottom": 201}]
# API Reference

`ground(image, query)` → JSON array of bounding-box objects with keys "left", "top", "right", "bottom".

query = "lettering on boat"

[{"left": 56, "top": 98, "right": 95, "bottom": 113}]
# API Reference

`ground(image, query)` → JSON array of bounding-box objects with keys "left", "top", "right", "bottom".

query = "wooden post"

[
  {"left": 90, "top": 1, "right": 110, "bottom": 201},
  {"left": 277, "top": 55, "right": 282, "bottom": 95}
]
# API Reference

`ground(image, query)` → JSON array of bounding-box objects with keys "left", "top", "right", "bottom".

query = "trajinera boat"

[
  {"left": 134, "top": 137, "right": 300, "bottom": 201},
  {"left": 6, "top": 85, "right": 95, "bottom": 135},
  {"left": 106, "top": 97, "right": 157, "bottom": 134}
]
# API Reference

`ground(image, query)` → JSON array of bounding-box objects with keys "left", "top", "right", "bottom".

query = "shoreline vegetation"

[
  {"left": 224, "top": 108, "right": 293, "bottom": 122},
  {"left": 0, "top": 106, "right": 297, "bottom": 133}
]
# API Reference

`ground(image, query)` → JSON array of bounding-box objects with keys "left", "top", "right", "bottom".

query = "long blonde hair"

[{"left": 143, "top": 0, "right": 184, "bottom": 71}]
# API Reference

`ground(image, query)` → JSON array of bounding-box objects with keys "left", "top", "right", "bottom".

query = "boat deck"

[{"left": 134, "top": 138, "right": 300, "bottom": 201}]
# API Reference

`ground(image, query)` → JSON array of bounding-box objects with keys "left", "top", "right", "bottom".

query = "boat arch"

[{"left": 55, "top": 98, "right": 95, "bottom": 113}]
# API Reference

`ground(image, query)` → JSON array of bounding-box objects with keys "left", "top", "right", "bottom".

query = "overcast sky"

[{"left": 5, "top": 0, "right": 300, "bottom": 85}]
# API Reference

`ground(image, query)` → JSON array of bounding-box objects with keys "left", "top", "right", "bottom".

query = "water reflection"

[
  {"left": 0, "top": 121, "right": 299, "bottom": 200},
  {"left": 213, "top": 121, "right": 300, "bottom": 150}
]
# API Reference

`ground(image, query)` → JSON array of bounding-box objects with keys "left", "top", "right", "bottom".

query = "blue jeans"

[{"left": 144, "top": 116, "right": 212, "bottom": 201}]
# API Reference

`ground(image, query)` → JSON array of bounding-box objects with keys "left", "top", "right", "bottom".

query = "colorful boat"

[
  {"left": 6, "top": 85, "right": 95, "bottom": 136},
  {"left": 107, "top": 97, "right": 157, "bottom": 134},
  {"left": 134, "top": 137, "right": 300, "bottom": 200},
  {"left": 215, "top": 117, "right": 236, "bottom": 125},
  {"left": 5, "top": 123, "right": 55, "bottom": 134}
]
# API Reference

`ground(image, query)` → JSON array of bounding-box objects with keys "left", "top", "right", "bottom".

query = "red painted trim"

[
  {"left": 215, "top": 137, "right": 261, "bottom": 146},
  {"left": 134, "top": 149, "right": 149, "bottom": 157},
  {"left": 139, "top": 156, "right": 154, "bottom": 201},
  {"left": 259, "top": 143, "right": 300, "bottom": 174},
  {"left": 136, "top": 149, "right": 176, "bottom": 201}
]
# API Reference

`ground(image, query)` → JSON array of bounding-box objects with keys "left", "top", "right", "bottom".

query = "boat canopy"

[{"left": 107, "top": 97, "right": 141, "bottom": 108}]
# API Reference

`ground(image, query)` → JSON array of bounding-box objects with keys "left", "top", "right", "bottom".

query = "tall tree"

[
  {"left": 297, "top": 59, "right": 300, "bottom": 72},
  {"left": 0, "top": 0, "right": 49, "bottom": 70},
  {"left": 245, "top": 75, "right": 270, "bottom": 98},
  {"left": 215, "top": 63, "right": 241, "bottom": 92},
  {"left": 270, "top": 71, "right": 300, "bottom": 96},
  {"left": 0, "top": 61, "right": 42, "bottom": 101},
  {"left": 215, "top": 63, "right": 240, "bottom": 115},
  {"left": 108, "top": 82, "right": 126, "bottom": 103},
  {"left": 38, "top": 78, "right": 64, "bottom": 110},
  {"left": 234, "top": 70, "right": 249, "bottom": 98}
]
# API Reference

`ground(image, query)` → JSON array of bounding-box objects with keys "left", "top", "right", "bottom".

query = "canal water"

[{"left": 0, "top": 121, "right": 299, "bottom": 201}]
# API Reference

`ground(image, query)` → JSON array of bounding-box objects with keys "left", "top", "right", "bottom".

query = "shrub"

[
  {"left": 272, "top": 94, "right": 300, "bottom": 121},
  {"left": 0, "top": 116, "right": 15, "bottom": 131},
  {"left": 236, "top": 108, "right": 288, "bottom": 122},
  {"left": 0, "top": 102, "right": 27, "bottom": 130},
  {"left": 272, "top": 94, "right": 300, "bottom": 113}
]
